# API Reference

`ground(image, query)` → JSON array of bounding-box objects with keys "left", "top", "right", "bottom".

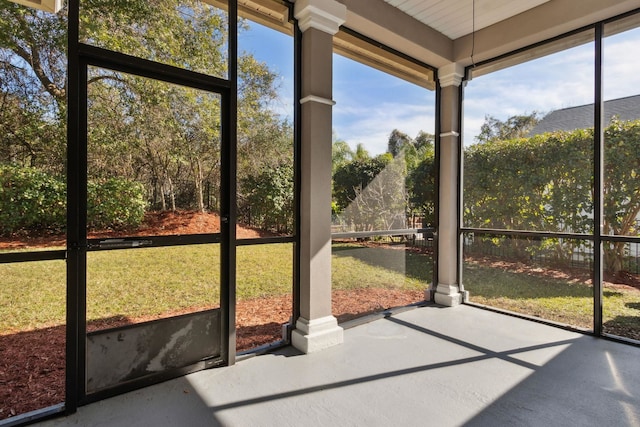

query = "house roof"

[{"left": 528, "top": 94, "right": 640, "bottom": 136}]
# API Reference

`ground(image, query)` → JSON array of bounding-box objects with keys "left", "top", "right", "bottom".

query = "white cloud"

[
  {"left": 464, "top": 42, "right": 595, "bottom": 143},
  {"left": 603, "top": 33, "right": 640, "bottom": 99},
  {"left": 463, "top": 30, "right": 640, "bottom": 144},
  {"left": 333, "top": 99, "right": 436, "bottom": 155},
  {"left": 332, "top": 53, "right": 436, "bottom": 155}
]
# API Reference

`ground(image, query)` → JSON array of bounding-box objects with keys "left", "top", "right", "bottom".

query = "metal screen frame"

[{"left": 65, "top": 0, "right": 239, "bottom": 411}]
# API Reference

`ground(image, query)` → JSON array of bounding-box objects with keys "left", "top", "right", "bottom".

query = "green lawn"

[
  {"left": 332, "top": 242, "right": 433, "bottom": 290},
  {"left": 2, "top": 242, "right": 638, "bottom": 342},
  {"left": 463, "top": 259, "right": 640, "bottom": 340},
  {"left": 1, "top": 242, "right": 432, "bottom": 333}
]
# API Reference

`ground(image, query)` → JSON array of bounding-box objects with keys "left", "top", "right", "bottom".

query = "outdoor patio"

[{"left": 33, "top": 304, "right": 640, "bottom": 427}]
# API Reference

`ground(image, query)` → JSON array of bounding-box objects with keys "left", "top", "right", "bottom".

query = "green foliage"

[
  {"left": 464, "top": 118, "right": 640, "bottom": 273},
  {"left": 0, "top": 165, "right": 146, "bottom": 234},
  {"left": 331, "top": 130, "right": 436, "bottom": 231},
  {"left": 0, "top": 3, "right": 67, "bottom": 172},
  {"left": 475, "top": 112, "right": 541, "bottom": 144},
  {"left": 333, "top": 154, "right": 408, "bottom": 231},
  {"left": 87, "top": 178, "right": 146, "bottom": 230},
  {"left": 408, "top": 153, "right": 436, "bottom": 225},
  {"left": 602, "top": 119, "right": 640, "bottom": 272},
  {"left": 0, "top": 164, "right": 65, "bottom": 233},
  {"left": 1, "top": 0, "right": 289, "bottom": 217},
  {"left": 464, "top": 130, "right": 592, "bottom": 260},
  {"left": 464, "top": 130, "right": 592, "bottom": 234},
  {"left": 332, "top": 155, "right": 390, "bottom": 212},
  {"left": 387, "top": 129, "right": 412, "bottom": 157},
  {"left": 332, "top": 138, "right": 354, "bottom": 175},
  {"left": 404, "top": 131, "right": 435, "bottom": 220},
  {"left": 240, "top": 163, "right": 294, "bottom": 234},
  {"left": 353, "top": 143, "right": 370, "bottom": 161},
  {"left": 79, "top": 0, "right": 227, "bottom": 77}
]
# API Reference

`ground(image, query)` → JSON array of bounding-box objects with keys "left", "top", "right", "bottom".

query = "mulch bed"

[
  {"left": 465, "top": 254, "right": 640, "bottom": 290},
  {"left": 1, "top": 211, "right": 425, "bottom": 420},
  {"left": 0, "top": 289, "right": 423, "bottom": 419}
]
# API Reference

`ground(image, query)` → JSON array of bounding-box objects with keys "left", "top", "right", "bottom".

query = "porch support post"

[
  {"left": 291, "top": 0, "right": 346, "bottom": 353},
  {"left": 434, "top": 63, "right": 464, "bottom": 307}
]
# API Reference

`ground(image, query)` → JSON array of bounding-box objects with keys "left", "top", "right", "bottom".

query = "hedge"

[
  {"left": 0, "top": 165, "right": 66, "bottom": 233},
  {"left": 0, "top": 165, "right": 146, "bottom": 234}
]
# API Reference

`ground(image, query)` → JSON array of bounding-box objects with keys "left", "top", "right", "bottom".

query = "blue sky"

[
  {"left": 239, "top": 22, "right": 435, "bottom": 155},
  {"left": 464, "top": 26, "right": 640, "bottom": 145},
  {"left": 240, "top": 21, "right": 640, "bottom": 154},
  {"left": 333, "top": 55, "right": 435, "bottom": 154}
]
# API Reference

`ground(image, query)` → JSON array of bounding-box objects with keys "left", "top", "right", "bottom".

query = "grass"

[
  {"left": 0, "top": 259, "right": 66, "bottom": 333},
  {"left": 1, "top": 242, "right": 432, "bottom": 334},
  {"left": 463, "top": 260, "right": 640, "bottom": 339},
  {"left": 332, "top": 242, "right": 433, "bottom": 290},
  {"left": 2, "top": 241, "right": 638, "bottom": 341}
]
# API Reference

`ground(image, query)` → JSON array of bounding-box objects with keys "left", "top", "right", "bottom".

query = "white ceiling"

[{"left": 382, "top": 0, "right": 552, "bottom": 39}]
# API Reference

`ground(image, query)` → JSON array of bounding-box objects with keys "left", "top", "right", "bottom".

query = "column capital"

[
  {"left": 294, "top": 0, "right": 347, "bottom": 35},
  {"left": 438, "top": 63, "right": 465, "bottom": 88}
]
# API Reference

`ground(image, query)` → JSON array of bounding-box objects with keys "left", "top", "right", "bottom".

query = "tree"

[
  {"left": 387, "top": 129, "right": 435, "bottom": 220},
  {"left": 332, "top": 154, "right": 390, "bottom": 213},
  {"left": 332, "top": 153, "right": 406, "bottom": 231},
  {"left": 1, "top": 0, "right": 289, "bottom": 219},
  {"left": 332, "top": 135, "right": 353, "bottom": 174},
  {"left": 0, "top": 3, "right": 67, "bottom": 172},
  {"left": 602, "top": 119, "right": 640, "bottom": 272},
  {"left": 475, "top": 112, "right": 541, "bottom": 144},
  {"left": 353, "top": 143, "right": 370, "bottom": 161},
  {"left": 387, "top": 129, "right": 412, "bottom": 157},
  {"left": 330, "top": 130, "right": 436, "bottom": 230},
  {"left": 240, "top": 163, "right": 294, "bottom": 234},
  {"left": 407, "top": 151, "right": 436, "bottom": 225}
]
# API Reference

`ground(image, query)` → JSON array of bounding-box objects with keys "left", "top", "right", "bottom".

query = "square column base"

[
  {"left": 424, "top": 284, "right": 435, "bottom": 301},
  {"left": 291, "top": 315, "right": 344, "bottom": 353},
  {"left": 434, "top": 283, "right": 463, "bottom": 307}
]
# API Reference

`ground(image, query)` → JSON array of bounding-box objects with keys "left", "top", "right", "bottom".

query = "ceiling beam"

[
  {"left": 339, "top": 0, "right": 454, "bottom": 68},
  {"left": 453, "top": 0, "right": 640, "bottom": 66}
]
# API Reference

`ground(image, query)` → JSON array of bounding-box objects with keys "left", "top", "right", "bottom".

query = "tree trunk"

[
  {"left": 168, "top": 177, "right": 176, "bottom": 212},
  {"left": 194, "top": 159, "right": 205, "bottom": 213},
  {"left": 604, "top": 241, "right": 626, "bottom": 274},
  {"left": 159, "top": 178, "right": 167, "bottom": 211}
]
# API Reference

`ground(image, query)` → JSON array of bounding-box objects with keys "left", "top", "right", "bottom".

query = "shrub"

[
  {"left": 0, "top": 165, "right": 147, "bottom": 234},
  {"left": 0, "top": 164, "right": 66, "bottom": 234},
  {"left": 240, "top": 163, "right": 294, "bottom": 234},
  {"left": 87, "top": 177, "right": 146, "bottom": 230}
]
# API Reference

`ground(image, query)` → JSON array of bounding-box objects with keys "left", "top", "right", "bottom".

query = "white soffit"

[{"left": 383, "top": 0, "right": 551, "bottom": 40}]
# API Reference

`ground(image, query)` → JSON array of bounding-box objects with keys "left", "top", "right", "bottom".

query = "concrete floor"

[{"left": 34, "top": 305, "right": 640, "bottom": 427}]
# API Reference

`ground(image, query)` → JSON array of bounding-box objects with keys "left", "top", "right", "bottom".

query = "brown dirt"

[
  {"left": 0, "top": 210, "right": 266, "bottom": 250},
  {"left": 1, "top": 211, "right": 423, "bottom": 420}
]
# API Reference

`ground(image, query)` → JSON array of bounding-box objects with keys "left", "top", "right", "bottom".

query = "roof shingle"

[{"left": 529, "top": 94, "right": 640, "bottom": 136}]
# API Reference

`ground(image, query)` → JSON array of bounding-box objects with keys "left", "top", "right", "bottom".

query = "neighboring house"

[{"left": 529, "top": 94, "right": 640, "bottom": 136}]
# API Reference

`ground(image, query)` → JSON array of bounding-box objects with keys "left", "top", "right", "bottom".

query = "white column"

[
  {"left": 291, "top": 0, "right": 346, "bottom": 353},
  {"left": 434, "top": 63, "right": 465, "bottom": 307}
]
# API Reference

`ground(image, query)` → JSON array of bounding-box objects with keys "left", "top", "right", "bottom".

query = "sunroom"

[{"left": 1, "top": 0, "right": 640, "bottom": 425}]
